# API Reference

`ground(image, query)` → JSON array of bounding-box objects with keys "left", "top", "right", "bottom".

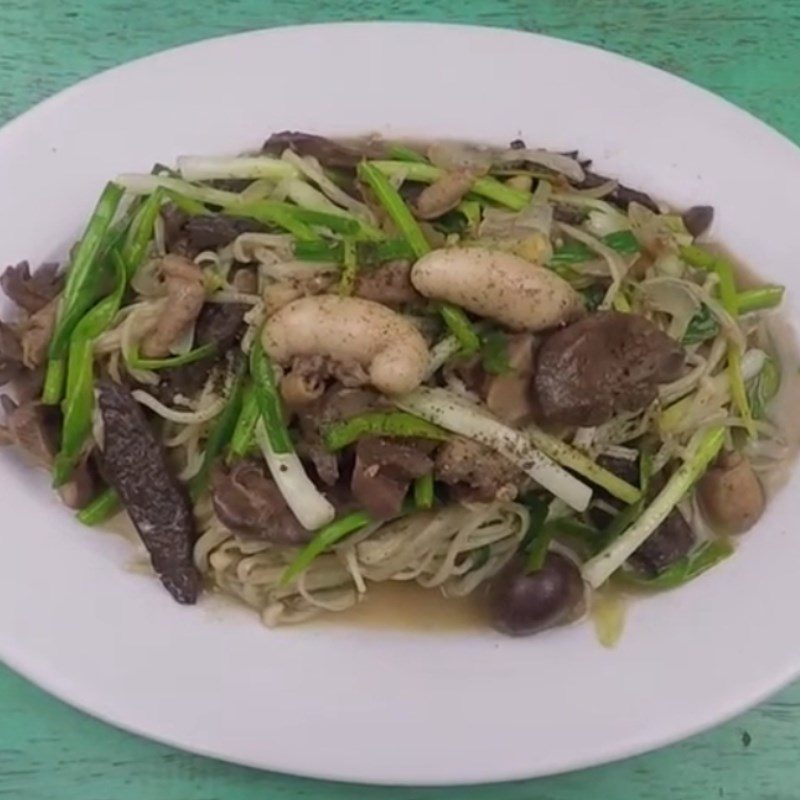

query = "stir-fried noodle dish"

[{"left": 1, "top": 132, "right": 794, "bottom": 638}]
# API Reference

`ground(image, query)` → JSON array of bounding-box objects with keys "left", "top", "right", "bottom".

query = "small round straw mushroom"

[
  {"left": 280, "top": 357, "right": 327, "bottom": 409},
  {"left": 698, "top": 452, "right": 765, "bottom": 534},
  {"left": 141, "top": 255, "right": 205, "bottom": 358},
  {"left": 411, "top": 247, "right": 583, "bottom": 331},
  {"left": 263, "top": 295, "right": 429, "bottom": 395}
]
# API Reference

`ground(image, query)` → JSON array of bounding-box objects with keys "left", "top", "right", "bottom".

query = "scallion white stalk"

[
  {"left": 255, "top": 421, "right": 335, "bottom": 531},
  {"left": 525, "top": 423, "right": 641, "bottom": 504},
  {"left": 582, "top": 425, "right": 725, "bottom": 588},
  {"left": 116, "top": 173, "right": 239, "bottom": 207},
  {"left": 285, "top": 178, "right": 351, "bottom": 217},
  {"left": 425, "top": 335, "right": 462, "bottom": 378},
  {"left": 280, "top": 149, "right": 373, "bottom": 219},
  {"left": 396, "top": 387, "right": 592, "bottom": 512},
  {"left": 177, "top": 155, "right": 298, "bottom": 182},
  {"left": 559, "top": 222, "right": 628, "bottom": 309}
]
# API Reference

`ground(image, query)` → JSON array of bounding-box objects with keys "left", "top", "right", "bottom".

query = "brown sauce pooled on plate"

[{"left": 313, "top": 581, "right": 487, "bottom": 632}]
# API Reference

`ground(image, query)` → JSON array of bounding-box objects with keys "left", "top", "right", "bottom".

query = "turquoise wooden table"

[{"left": 2, "top": 1, "right": 800, "bottom": 798}]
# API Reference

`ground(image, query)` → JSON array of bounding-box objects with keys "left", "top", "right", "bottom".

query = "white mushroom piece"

[
  {"left": 414, "top": 170, "right": 476, "bottom": 220},
  {"left": 410, "top": 247, "right": 583, "bottom": 331},
  {"left": 140, "top": 255, "right": 206, "bottom": 358},
  {"left": 262, "top": 295, "right": 429, "bottom": 396},
  {"left": 20, "top": 298, "right": 59, "bottom": 368}
]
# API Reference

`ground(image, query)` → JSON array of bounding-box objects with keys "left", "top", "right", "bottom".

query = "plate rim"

[{"left": 2, "top": 20, "right": 800, "bottom": 785}]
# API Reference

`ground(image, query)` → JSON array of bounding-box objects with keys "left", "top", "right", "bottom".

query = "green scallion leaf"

[
  {"left": 480, "top": 329, "right": 512, "bottom": 375},
  {"left": 618, "top": 539, "right": 734, "bottom": 590},
  {"left": 413, "top": 472, "right": 435, "bottom": 510},
  {"left": 125, "top": 342, "right": 216, "bottom": 371},
  {"left": 322, "top": 410, "right": 448, "bottom": 452},
  {"left": 683, "top": 304, "right": 719, "bottom": 345},
  {"left": 280, "top": 510, "right": 374, "bottom": 586}
]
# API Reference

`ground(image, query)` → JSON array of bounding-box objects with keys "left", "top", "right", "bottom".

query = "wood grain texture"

[{"left": 2, "top": 1, "right": 800, "bottom": 798}]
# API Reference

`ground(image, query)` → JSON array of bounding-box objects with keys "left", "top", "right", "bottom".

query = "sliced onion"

[
  {"left": 585, "top": 208, "right": 629, "bottom": 237},
  {"left": 638, "top": 278, "right": 700, "bottom": 340},
  {"left": 653, "top": 252, "right": 685, "bottom": 277},
  {"left": 628, "top": 201, "right": 691, "bottom": 255},
  {"left": 577, "top": 179, "right": 618, "bottom": 199},
  {"left": 494, "top": 148, "right": 585, "bottom": 182},
  {"left": 531, "top": 179, "right": 552, "bottom": 204},
  {"left": 427, "top": 141, "right": 494, "bottom": 174},
  {"left": 659, "top": 355, "right": 708, "bottom": 405},
  {"left": 478, "top": 202, "right": 553, "bottom": 238},
  {"left": 550, "top": 192, "right": 630, "bottom": 225},
  {"left": 568, "top": 258, "right": 613, "bottom": 278},
  {"left": 130, "top": 258, "right": 164, "bottom": 298},
  {"left": 269, "top": 176, "right": 293, "bottom": 203},
  {"left": 240, "top": 178, "right": 275, "bottom": 203},
  {"left": 636, "top": 276, "right": 745, "bottom": 349},
  {"left": 558, "top": 223, "right": 628, "bottom": 308},
  {"left": 285, "top": 178, "right": 351, "bottom": 217},
  {"left": 232, "top": 232, "right": 294, "bottom": 264},
  {"left": 280, "top": 149, "right": 374, "bottom": 221},
  {"left": 132, "top": 390, "right": 226, "bottom": 424},
  {"left": 169, "top": 321, "right": 196, "bottom": 356}
]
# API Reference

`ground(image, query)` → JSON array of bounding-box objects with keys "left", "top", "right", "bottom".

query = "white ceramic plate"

[{"left": 1, "top": 22, "right": 799, "bottom": 786}]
